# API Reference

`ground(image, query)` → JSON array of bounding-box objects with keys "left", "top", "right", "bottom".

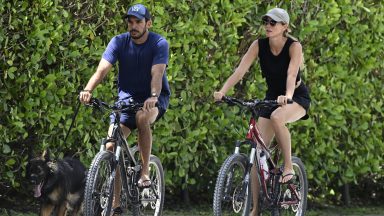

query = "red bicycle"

[{"left": 213, "top": 96, "right": 308, "bottom": 216}]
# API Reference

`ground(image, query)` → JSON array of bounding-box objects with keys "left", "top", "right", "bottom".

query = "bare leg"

[
  {"left": 106, "top": 124, "right": 131, "bottom": 209},
  {"left": 136, "top": 108, "right": 158, "bottom": 187},
  {"left": 270, "top": 103, "right": 305, "bottom": 183},
  {"left": 249, "top": 117, "right": 275, "bottom": 216}
]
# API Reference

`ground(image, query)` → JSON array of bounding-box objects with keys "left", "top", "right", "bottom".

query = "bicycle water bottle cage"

[{"left": 103, "top": 137, "right": 117, "bottom": 144}]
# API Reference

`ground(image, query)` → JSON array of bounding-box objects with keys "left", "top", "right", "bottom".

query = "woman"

[{"left": 213, "top": 8, "right": 310, "bottom": 215}]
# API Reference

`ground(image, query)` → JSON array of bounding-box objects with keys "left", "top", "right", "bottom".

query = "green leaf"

[
  {"left": 3, "top": 144, "right": 11, "bottom": 154},
  {"left": 6, "top": 158, "right": 16, "bottom": 166}
]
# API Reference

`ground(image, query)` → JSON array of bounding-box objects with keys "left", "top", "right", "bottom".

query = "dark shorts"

[
  {"left": 110, "top": 107, "right": 166, "bottom": 130},
  {"left": 109, "top": 95, "right": 169, "bottom": 130},
  {"left": 259, "top": 83, "right": 311, "bottom": 120}
]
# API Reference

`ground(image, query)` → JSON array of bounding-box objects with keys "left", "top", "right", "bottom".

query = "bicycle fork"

[{"left": 233, "top": 141, "right": 258, "bottom": 202}]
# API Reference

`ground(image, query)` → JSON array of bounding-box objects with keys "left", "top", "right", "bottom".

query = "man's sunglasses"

[{"left": 262, "top": 17, "right": 281, "bottom": 26}]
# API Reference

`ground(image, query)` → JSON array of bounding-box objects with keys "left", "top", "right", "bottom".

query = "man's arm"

[
  {"left": 143, "top": 63, "right": 166, "bottom": 110},
  {"left": 150, "top": 64, "right": 167, "bottom": 96},
  {"left": 79, "top": 58, "right": 113, "bottom": 103}
]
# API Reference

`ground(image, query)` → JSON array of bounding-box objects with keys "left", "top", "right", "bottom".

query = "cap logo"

[{"left": 132, "top": 5, "right": 140, "bottom": 12}]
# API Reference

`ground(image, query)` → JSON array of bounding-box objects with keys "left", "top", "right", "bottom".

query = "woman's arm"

[
  {"left": 214, "top": 40, "right": 259, "bottom": 100},
  {"left": 285, "top": 42, "right": 303, "bottom": 99}
]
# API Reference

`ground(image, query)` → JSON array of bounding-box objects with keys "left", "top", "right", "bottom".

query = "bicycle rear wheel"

[
  {"left": 84, "top": 150, "right": 115, "bottom": 216},
  {"left": 128, "top": 155, "right": 165, "bottom": 216},
  {"left": 213, "top": 153, "right": 251, "bottom": 216},
  {"left": 278, "top": 156, "right": 308, "bottom": 216}
]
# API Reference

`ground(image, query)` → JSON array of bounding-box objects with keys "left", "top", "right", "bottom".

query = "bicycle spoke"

[
  {"left": 278, "top": 157, "right": 308, "bottom": 216},
  {"left": 214, "top": 154, "right": 250, "bottom": 216},
  {"left": 126, "top": 155, "right": 164, "bottom": 216},
  {"left": 84, "top": 151, "right": 115, "bottom": 216}
]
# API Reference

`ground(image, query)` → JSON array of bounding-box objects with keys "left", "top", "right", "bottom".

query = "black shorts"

[
  {"left": 259, "top": 83, "right": 311, "bottom": 120},
  {"left": 110, "top": 107, "right": 166, "bottom": 130}
]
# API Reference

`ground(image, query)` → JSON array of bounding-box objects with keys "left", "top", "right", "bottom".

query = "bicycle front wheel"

[
  {"left": 213, "top": 153, "right": 251, "bottom": 216},
  {"left": 84, "top": 150, "right": 115, "bottom": 216},
  {"left": 278, "top": 156, "right": 308, "bottom": 216},
  {"left": 129, "top": 155, "right": 165, "bottom": 216}
]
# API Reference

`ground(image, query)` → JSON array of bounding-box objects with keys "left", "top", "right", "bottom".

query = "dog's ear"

[{"left": 42, "top": 149, "right": 51, "bottom": 162}]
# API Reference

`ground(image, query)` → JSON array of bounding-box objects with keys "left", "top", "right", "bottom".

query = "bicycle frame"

[
  {"left": 235, "top": 108, "right": 301, "bottom": 207},
  {"left": 97, "top": 106, "right": 143, "bottom": 205},
  {"left": 214, "top": 96, "right": 305, "bottom": 215}
]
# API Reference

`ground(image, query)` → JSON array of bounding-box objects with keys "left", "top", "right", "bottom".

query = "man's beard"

[{"left": 130, "top": 29, "right": 147, "bottom": 39}]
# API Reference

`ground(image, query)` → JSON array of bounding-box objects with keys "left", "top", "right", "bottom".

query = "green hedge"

[{"left": 1, "top": 0, "right": 383, "bottom": 204}]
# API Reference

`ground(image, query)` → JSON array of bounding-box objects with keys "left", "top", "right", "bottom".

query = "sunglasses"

[{"left": 262, "top": 17, "right": 280, "bottom": 26}]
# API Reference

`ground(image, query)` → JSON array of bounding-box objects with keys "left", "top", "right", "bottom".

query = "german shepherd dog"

[{"left": 26, "top": 150, "right": 87, "bottom": 216}]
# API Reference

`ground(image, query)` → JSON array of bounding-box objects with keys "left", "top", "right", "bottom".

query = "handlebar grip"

[{"left": 287, "top": 99, "right": 293, "bottom": 104}]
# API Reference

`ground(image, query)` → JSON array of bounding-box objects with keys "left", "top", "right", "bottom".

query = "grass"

[
  {"left": 162, "top": 206, "right": 384, "bottom": 216},
  {"left": 1, "top": 206, "right": 384, "bottom": 216}
]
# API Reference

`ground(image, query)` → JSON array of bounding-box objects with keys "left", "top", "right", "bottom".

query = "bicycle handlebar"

[
  {"left": 87, "top": 97, "right": 145, "bottom": 113},
  {"left": 220, "top": 96, "right": 293, "bottom": 109}
]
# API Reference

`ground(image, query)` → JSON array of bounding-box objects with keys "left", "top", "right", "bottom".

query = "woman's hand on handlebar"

[
  {"left": 214, "top": 91, "right": 225, "bottom": 102},
  {"left": 79, "top": 90, "right": 92, "bottom": 104},
  {"left": 277, "top": 95, "right": 292, "bottom": 105}
]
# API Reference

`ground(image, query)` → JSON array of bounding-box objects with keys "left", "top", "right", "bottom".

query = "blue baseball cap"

[{"left": 124, "top": 4, "right": 151, "bottom": 20}]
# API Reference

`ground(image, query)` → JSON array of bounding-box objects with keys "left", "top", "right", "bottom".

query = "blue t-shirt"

[{"left": 102, "top": 32, "right": 170, "bottom": 110}]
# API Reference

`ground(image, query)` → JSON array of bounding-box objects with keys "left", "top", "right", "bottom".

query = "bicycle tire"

[
  {"left": 278, "top": 156, "right": 308, "bottom": 216},
  {"left": 84, "top": 150, "right": 115, "bottom": 216},
  {"left": 129, "top": 155, "right": 165, "bottom": 216},
  {"left": 213, "top": 153, "right": 251, "bottom": 216}
]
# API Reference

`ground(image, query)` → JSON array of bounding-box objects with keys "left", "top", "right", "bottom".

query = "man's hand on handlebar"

[{"left": 143, "top": 96, "right": 158, "bottom": 111}]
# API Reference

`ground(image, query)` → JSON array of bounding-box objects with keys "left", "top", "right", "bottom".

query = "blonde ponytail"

[{"left": 283, "top": 28, "right": 299, "bottom": 42}]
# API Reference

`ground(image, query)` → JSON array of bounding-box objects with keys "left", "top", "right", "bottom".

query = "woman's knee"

[{"left": 270, "top": 113, "right": 285, "bottom": 127}]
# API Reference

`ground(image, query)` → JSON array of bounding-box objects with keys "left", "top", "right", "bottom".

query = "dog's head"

[{"left": 26, "top": 150, "right": 52, "bottom": 198}]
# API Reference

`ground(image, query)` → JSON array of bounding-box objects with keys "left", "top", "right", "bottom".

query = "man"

[{"left": 79, "top": 3, "right": 170, "bottom": 213}]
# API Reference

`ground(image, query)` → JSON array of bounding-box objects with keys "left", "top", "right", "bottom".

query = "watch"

[{"left": 151, "top": 92, "right": 158, "bottom": 98}]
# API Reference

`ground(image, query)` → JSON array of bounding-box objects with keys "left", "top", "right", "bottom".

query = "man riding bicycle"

[{"left": 79, "top": 4, "right": 170, "bottom": 214}]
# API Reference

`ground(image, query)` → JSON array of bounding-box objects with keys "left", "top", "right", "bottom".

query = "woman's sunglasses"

[{"left": 262, "top": 17, "right": 280, "bottom": 26}]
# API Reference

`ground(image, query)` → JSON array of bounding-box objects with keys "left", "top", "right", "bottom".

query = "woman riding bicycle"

[{"left": 213, "top": 8, "right": 310, "bottom": 215}]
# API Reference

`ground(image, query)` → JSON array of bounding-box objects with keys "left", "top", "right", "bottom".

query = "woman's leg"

[
  {"left": 249, "top": 117, "right": 275, "bottom": 216},
  {"left": 270, "top": 103, "right": 305, "bottom": 183}
]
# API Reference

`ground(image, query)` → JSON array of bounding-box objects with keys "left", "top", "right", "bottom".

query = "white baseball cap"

[{"left": 262, "top": 8, "right": 290, "bottom": 24}]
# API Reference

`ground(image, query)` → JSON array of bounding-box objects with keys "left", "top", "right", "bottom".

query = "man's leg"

[
  {"left": 249, "top": 117, "right": 275, "bottom": 216},
  {"left": 135, "top": 108, "right": 159, "bottom": 187},
  {"left": 106, "top": 124, "right": 131, "bottom": 209}
]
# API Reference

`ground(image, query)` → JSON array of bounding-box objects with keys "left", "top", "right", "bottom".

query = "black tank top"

[{"left": 258, "top": 37, "right": 301, "bottom": 98}]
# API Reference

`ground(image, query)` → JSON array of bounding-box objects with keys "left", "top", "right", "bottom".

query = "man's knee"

[
  {"left": 136, "top": 113, "right": 150, "bottom": 127},
  {"left": 136, "top": 109, "right": 158, "bottom": 127}
]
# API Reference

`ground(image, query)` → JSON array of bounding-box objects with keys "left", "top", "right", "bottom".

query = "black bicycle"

[
  {"left": 83, "top": 98, "right": 165, "bottom": 216},
  {"left": 213, "top": 96, "right": 308, "bottom": 216}
]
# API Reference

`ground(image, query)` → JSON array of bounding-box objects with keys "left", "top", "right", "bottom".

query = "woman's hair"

[{"left": 283, "top": 27, "right": 299, "bottom": 42}]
